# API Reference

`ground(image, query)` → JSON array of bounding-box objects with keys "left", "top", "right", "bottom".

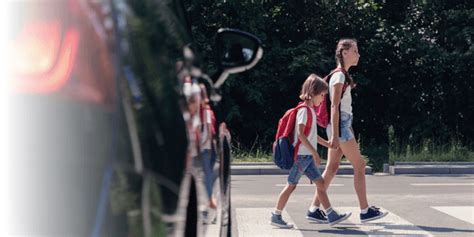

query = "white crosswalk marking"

[
  {"left": 432, "top": 206, "right": 474, "bottom": 225},
  {"left": 203, "top": 208, "right": 220, "bottom": 237},
  {"left": 411, "top": 183, "right": 474, "bottom": 186},
  {"left": 235, "top": 206, "right": 474, "bottom": 236},
  {"left": 328, "top": 207, "right": 433, "bottom": 236},
  {"left": 236, "top": 208, "right": 303, "bottom": 237}
]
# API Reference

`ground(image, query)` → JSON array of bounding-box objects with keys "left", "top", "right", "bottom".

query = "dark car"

[{"left": 6, "top": 0, "right": 262, "bottom": 236}]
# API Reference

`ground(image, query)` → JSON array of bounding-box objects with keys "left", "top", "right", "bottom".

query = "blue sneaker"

[
  {"left": 270, "top": 212, "right": 294, "bottom": 228},
  {"left": 306, "top": 209, "right": 328, "bottom": 223},
  {"left": 360, "top": 206, "right": 389, "bottom": 223},
  {"left": 327, "top": 210, "right": 352, "bottom": 226}
]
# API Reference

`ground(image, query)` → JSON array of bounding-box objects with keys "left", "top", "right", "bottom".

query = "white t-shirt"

[
  {"left": 329, "top": 72, "right": 352, "bottom": 115},
  {"left": 200, "top": 109, "right": 212, "bottom": 150},
  {"left": 293, "top": 107, "right": 317, "bottom": 155}
]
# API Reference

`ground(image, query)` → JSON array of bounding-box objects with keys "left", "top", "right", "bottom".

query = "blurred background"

[{"left": 183, "top": 0, "right": 474, "bottom": 171}]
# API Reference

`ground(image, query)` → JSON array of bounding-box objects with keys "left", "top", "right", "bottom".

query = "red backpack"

[
  {"left": 200, "top": 105, "right": 216, "bottom": 135},
  {"left": 315, "top": 68, "right": 349, "bottom": 128},
  {"left": 272, "top": 102, "right": 314, "bottom": 170}
]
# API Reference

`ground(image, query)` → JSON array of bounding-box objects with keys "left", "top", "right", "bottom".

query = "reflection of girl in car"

[
  {"left": 199, "top": 84, "right": 218, "bottom": 214},
  {"left": 183, "top": 77, "right": 202, "bottom": 170},
  {"left": 184, "top": 80, "right": 218, "bottom": 223}
]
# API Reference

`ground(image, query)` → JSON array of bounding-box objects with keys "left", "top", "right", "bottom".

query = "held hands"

[
  {"left": 322, "top": 139, "right": 330, "bottom": 148},
  {"left": 317, "top": 135, "right": 331, "bottom": 149}
]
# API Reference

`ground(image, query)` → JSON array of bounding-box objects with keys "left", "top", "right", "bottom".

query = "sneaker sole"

[
  {"left": 270, "top": 222, "right": 294, "bottom": 229},
  {"left": 360, "top": 211, "right": 389, "bottom": 223},
  {"left": 306, "top": 216, "right": 328, "bottom": 223},
  {"left": 329, "top": 212, "right": 352, "bottom": 226}
]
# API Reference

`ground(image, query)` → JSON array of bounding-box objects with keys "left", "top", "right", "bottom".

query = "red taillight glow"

[
  {"left": 9, "top": 22, "right": 79, "bottom": 93},
  {"left": 11, "top": 22, "right": 61, "bottom": 76}
]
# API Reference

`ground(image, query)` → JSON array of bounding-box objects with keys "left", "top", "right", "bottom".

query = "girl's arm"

[
  {"left": 297, "top": 124, "right": 321, "bottom": 165},
  {"left": 330, "top": 83, "right": 344, "bottom": 149},
  {"left": 202, "top": 123, "right": 212, "bottom": 146},
  {"left": 202, "top": 109, "right": 212, "bottom": 146},
  {"left": 317, "top": 135, "right": 330, "bottom": 148}
]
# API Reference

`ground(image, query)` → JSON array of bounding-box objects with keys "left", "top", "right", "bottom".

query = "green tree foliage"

[{"left": 184, "top": 0, "right": 473, "bottom": 152}]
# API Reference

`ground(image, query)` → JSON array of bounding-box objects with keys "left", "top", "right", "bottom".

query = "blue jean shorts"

[
  {"left": 287, "top": 155, "right": 322, "bottom": 184},
  {"left": 201, "top": 149, "right": 215, "bottom": 198},
  {"left": 326, "top": 112, "right": 355, "bottom": 142}
]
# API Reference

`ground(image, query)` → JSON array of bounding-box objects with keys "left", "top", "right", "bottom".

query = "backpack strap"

[
  {"left": 199, "top": 105, "right": 205, "bottom": 132},
  {"left": 206, "top": 107, "right": 216, "bottom": 135},
  {"left": 327, "top": 68, "right": 349, "bottom": 94},
  {"left": 293, "top": 104, "right": 313, "bottom": 161},
  {"left": 200, "top": 105, "right": 212, "bottom": 138}
]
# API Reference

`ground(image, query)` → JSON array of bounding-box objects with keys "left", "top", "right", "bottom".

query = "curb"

[
  {"left": 231, "top": 162, "right": 474, "bottom": 175},
  {"left": 231, "top": 163, "right": 372, "bottom": 175},
  {"left": 394, "top": 161, "right": 474, "bottom": 166},
  {"left": 388, "top": 161, "right": 474, "bottom": 175},
  {"left": 389, "top": 165, "right": 474, "bottom": 175}
]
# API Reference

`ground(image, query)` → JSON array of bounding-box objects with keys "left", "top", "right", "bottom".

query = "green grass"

[
  {"left": 387, "top": 126, "right": 474, "bottom": 164},
  {"left": 231, "top": 126, "right": 474, "bottom": 169},
  {"left": 231, "top": 144, "right": 272, "bottom": 163},
  {"left": 231, "top": 134, "right": 474, "bottom": 172},
  {"left": 231, "top": 142, "right": 368, "bottom": 164},
  {"left": 389, "top": 142, "right": 474, "bottom": 164}
]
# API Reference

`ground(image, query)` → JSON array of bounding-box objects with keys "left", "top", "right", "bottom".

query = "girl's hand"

[{"left": 317, "top": 135, "right": 331, "bottom": 148}]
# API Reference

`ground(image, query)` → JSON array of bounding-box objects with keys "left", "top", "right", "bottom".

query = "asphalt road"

[{"left": 230, "top": 174, "right": 474, "bottom": 237}]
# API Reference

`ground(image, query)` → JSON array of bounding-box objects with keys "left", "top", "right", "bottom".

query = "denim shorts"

[
  {"left": 287, "top": 155, "right": 322, "bottom": 184},
  {"left": 326, "top": 112, "right": 355, "bottom": 142},
  {"left": 201, "top": 149, "right": 215, "bottom": 198}
]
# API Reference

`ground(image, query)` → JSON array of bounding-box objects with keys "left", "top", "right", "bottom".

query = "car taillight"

[
  {"left": 9, "top": 21, "right": 79, "bottom": 93},
  {"left": 8, "top": 0, "right": 116, "bottom": 107}
]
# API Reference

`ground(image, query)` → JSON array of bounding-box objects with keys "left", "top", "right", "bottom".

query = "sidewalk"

[
  {"left": 231, "top": 162, "right": 372, "bottom": 175},
  {"left": 389, "top": 162, "right": 474, "bottom": 175},
  {"left": 231, "top": 161, "right": 474, "bottom": 175}
]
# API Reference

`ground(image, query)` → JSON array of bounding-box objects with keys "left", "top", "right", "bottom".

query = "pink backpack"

[
  {"left": 200, "top": 105, "right": 216, "bottom": 135},
  {"left": 315, "top": 68, "right": 349, "bottom": 128}
]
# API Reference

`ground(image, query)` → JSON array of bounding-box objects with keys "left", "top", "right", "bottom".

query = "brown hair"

[
  {"left": 335, "top": 38, "right": 357, "bottom": 88},
  {"left": 299, "top": 74, "right": 328, "bottom": 101}
]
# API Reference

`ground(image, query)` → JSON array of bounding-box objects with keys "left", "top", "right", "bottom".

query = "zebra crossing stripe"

[
  {"left": 411, "top": 183, "right": 474, "bottom": 186},
  {"left": 333, "top": 207, "right": 433, "bottom": 237},
  {"left": 236, "top": 208, "right": 303, "bottom": 237},
  {"left": 432, "top": 206, "right": 474, "bottom": 225},
  {"left": 236, "top": 207, "right": 436, "bottom": 236}
]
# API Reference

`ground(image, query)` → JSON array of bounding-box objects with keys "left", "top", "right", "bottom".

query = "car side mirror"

[{"left": 213, "top": 28, "right": 263, "bottom": 88}]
